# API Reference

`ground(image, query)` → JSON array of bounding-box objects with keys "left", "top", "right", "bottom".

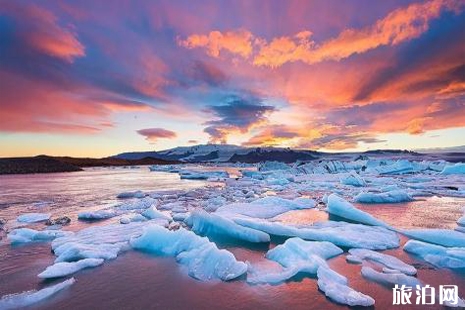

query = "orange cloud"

[{"left": 178, "top": 29, "right": 253, "bottom": 58}]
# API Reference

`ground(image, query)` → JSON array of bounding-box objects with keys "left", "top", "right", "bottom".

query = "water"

[{"left": 0, "top": 167, "right": 464, "bottom": 310}]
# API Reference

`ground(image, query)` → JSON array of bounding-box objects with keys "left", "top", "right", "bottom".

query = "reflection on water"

[{"left": 0, "top": 168, "right": 464, "bottom": 309}]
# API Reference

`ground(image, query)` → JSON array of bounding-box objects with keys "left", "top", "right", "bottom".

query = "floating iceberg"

[
  {"left": 186, "top": 210, "right": 270, "bottom": 243},
  {"left": 120, "top": 214, "right": 147, "bottom": 224},
  {"left": 142, "top": 207, "right": 172, "bottom": 221},
  {"left": 38, "top": 258, "right": 104, "bottom": 278},
  {"left": 116, "top": 190, "right": 145, "bottom": 199},
  {"left": 8, "top": 228, "right": 73, "bottom": 244},
  {"left": 401, "top": 229, "right": 465, "bottom": 247},
  {"left": 403, "top": 240, "right": 465, "bottom": 269},
  {"left": 17, "top": 213, "right": 51, "bottom": 223},
  {"left": 246, "top": 261, "right": 300, "bottom": 284},
  {"left": 340, "top": 171, "right": 366, "bottom": 187},
  {"left": 0, "top": 278, "right": 75, "bottom": 309},
  {"left": 258, "top": 161, "right": 290, "bottom": 171},
  {"left": 361, "top": 266, "right": 421, "bottom": 287},
  {"left": 327, "top": 194, "right": 389, "bottom": 227},
  {"left": 354, "top": 189, "right": 413, "bottom": 203},
  {"left": 234, "top": 218, "right": 399, "bottom": 250},
  {"left": 216, "top": 196, "right": 314, "bottom": 219},
  {"left": 179, "top": 170, "right": 229, "bottom": 180},
  {"left": 78, "top": 209, "right": 116, "bottom": 220},
  {"left": 130, "top": 225, "right": 247, "bottom": 281},
  {"left": 440, "top": 163, "right": 465, "bottom": 175},
  {"left": 347, "top": 249, "right": 416, "bottom": 275},
  {"left": 317, "top": 267, "right": 375, "bottom": 307}
]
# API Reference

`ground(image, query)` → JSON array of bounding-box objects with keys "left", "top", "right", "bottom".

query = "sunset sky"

[{"left": 0, "top": 0, "right": 464, "bottom": 157}]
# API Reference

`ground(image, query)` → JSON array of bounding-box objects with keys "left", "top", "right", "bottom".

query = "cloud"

[
  {"left": 136, "top": 128, "right": 177, "bottom": 142},
  {"left": 203, "top": 95, "right": 276, "bottom": 143},
  {"left": 243, "top": 125, "right": 298, "bottom": 146},
  {"left": 178, "top": 29, "right": 254, "bottom": 58}
]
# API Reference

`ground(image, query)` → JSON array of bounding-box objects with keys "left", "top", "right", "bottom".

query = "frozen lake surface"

[{"left": 0, "top": 161, "right": 464, "bottom": 309}]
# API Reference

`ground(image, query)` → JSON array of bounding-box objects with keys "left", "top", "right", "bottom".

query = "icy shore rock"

[
  {"left": 354, "top": 189, "right": 413, "bottom": 203},
  {"left": 327, "top": 194, "right": 389, "bottom": 228},
  {"left": 186, "top": 210, "right": 270, "bottom": 243},
  {"left": 38, "top": 258, "right": 104, "bottom": 278},
  {"left": 234, "top": 218, "right": 399, "bottom": 250},
  {"left": 78, "top": 209, "right": 116, "bottom": 220},
  {"left": 440, "top": 163, "right": 465, "bottom": 175},
  {"left": 130, "top": 225, "right": 247, "bottom": 281},
  {"left": 317, "top": 267, "right": 375, "bottom": 307},
  {"left": 401, "top": 229, "right": 465, "bottom": 247},
  {"left": 340, "top": 171, "right": 366, "bottom": 187},
  {"left": 403, "top": 240, "right": 465, "bottom": 269},
  {"left": 0, "top": 278, "right": 75, "bottom": 309},
  {"left": 216, "top": 196, "right": 314, "bottom": 219},
  {"left": 361, "top": 266, "right": 421, "bottom": 287},
  {"left": 17, "top": 213, "right": 51, "bottom": 223},
  {"left": 8, "top": 228, "right": 73, "bottom": 244},
  {"left": 347, "top": 249, "right": 416, "bottom": 275}
]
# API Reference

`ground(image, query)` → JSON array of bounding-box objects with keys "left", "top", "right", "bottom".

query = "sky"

[{"left": 0, "top": 0, "right": 464, "bottom": 157}]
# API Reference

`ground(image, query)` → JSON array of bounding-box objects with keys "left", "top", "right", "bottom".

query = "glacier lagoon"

[{"left": 0, "top": 161, "right": 464, "bottom": 309}]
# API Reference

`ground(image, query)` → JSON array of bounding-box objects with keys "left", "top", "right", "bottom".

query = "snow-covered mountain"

[{"left": 114, "top": 144, "right": 320, "bottom": 163}]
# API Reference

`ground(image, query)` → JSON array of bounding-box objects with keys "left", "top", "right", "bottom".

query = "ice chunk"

[
  {"left": 361, "top": 266, "right": 421, "bottom": 287},
  {"left": 246, "top": 262, "right": 300, "bottom": 284},
  {"left": 179, "top": 170, "right": 229, "bottom": 180},
  {"left": 17, "top": 213, "right": 50, "bottom": 223},
  {"left": 327, "top": 194, "right": 389, "bottom": 227},
  {"left": 216, "top": 196, "right": 313, "bottom": 219},
  {"left": 348, "top": 249, "right": 416, "bottom": 275},
  {"left": 317, "top": 267, "right": 375, "bottom": 307},
  {"left": 266, "top": 238, "right": 343, "bottom": 272},
  {"left": 130, "top": 225, "right": 247, "bottom": 281},
  {"left": 234, "top": 218, "right": 399, "bottom": 250},
  {"left": 116, "top": 190, "right": 145, "bottom": 199},
  {"left": 0, "top": 278, "right": 75, "bottom": 309},
  {"left": 142, "top": 207, "right": 172, "bottom": 221},
  {"left": 38, "top": 258, "right": 104, "bottom": 278},
  {"left": 340, "top": 171, "right": 366, "bottom": 187},
  {"left": 116, "top": 197, "right": 157, "bottom": 211},
  {"left": 258, "top": 161, "right": 290, "bottom": 171},
  {"left": 119, "top": 213, "right": 147, "bottom": 224},
  {"left": 354, "top": 189, "right": 413, "bottom": 203},
  {"left": 440, "top": 163, "right": 465, "bottom": 175},
  {"left": 78, "top": 209, "right": 116, "bottom": 220},
  {"left": 403, "top": 240, "right": 465, "bottom": 269},
  {"left": 187, "top": 210, "right": 270, "bottom": 243},
  {"left": 8, "top": 228, "right": 73, "bottom": 244},
  {"left": 401, "top": 229, "right": 465, "bottom": 247}
]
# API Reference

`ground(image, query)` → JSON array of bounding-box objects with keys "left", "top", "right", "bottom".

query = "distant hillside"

[{"left": 0, "top": 155, "right": 178, "bottom": 175}]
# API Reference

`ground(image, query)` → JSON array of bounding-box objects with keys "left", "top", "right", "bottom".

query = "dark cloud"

[
  {"left": 203, "top": 94, "right": 276, "bottom": 142},
  {"left": 243, "top": 125, "right": 298, "bottom": 146},
  {"left": 300, "top": 133, "right": 386, "bottom": 150},
  {"left": 137, "top": 128, "right": 177, "bottom": 142}
]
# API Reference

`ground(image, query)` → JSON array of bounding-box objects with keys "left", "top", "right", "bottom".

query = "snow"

[
  {"left": 216, "top": 196, "right": 314, "bottom": 219},
  {"left": 142, "top": 207, "right": 172, "bottom": 221},
  {"left": 78, "top": 209, "right": 116, "bottom": 220},
  {"left": 326, "top": 194, "right": 390, "bottom": 227},
  {"left": 317, "top": 267, "right": 375, "bottom": 307},
  {"left": 234, "top": 218, "right": 399, "bottom": 250},
  {"left": 401, "top": 229, "right": 465, "bottom": 247},
  {"left": 440, "top": 163, "right": 465, "bottom": 175},
  {"left": 354, "top": 189, "right": 414, "bottom": 203},
  {"left": 186, "top": 210, "right": 270, "bottom": 243},
  {"left": 340, "top": 171, "right": 366, "bottom": 187},
  {"left": 16, "top": 213, "right": 50, "bottom": 223},
  {"left": 0, "top": 278, "right": 75, "bottom": 310},
  {"left": 130, "top": 225, "right": 247, "bottom": 281},
  {"left": 347, "top": 249, "right": 416, "bottom": 275},
  {"left": 361, "top": 266, "right": 421, "bottom": 287},
  {"left": 8, "top": 228, "right": 73, "bottom": 244},
  {"left": 403, "top": 240, "right": 465, "bottom": 269},
  {"left": 38, "top": 258, "right": 104, "bottom": 278}
]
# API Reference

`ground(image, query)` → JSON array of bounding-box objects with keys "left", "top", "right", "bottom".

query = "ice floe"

[
  {"left": 354, "top": 189, "right": 414, "bottom": 203},
  {"left": 403, "top": 240, "right": 465, "bottom": 269},
  {"left": 130, "top": 225, "right": 247, "bottom": 281},
  {"left": 38, "top": 258, "right": 104, "bottom": 278},
  {"left": 186, "top": 210, "right": 270, "bottom": 243},
  {"left": 16, "top": 213, "right": 51, "bottom": 223},
  {"left": 142, "top": 207, "right": 172, "bottom": 221},
  {"left": 401, "top": 229, "right": 465, "bottom": 247},
  {"left": 179, "top": 170, "right": 229, "bottom": 180},
  {"left": 0, "top": 278, "right": 75, "bottom": 309},
  {"left": 78, "top": 209, "right": 117, "bottom": 220},
  {"left": 116, "top": 190, "right": 145, "bottom": 199},
  {"left": 441, "top": 163, "right": 465, "bottom": 175},
  {"left": 347, "top": 249, "right": 416, "bottom": 275},
  {"left": 8, "top": 228, "right": 73, "bottom": 244},
  {"left": 340, "top": 171, "right": 366, "bottom": 187},
  {"left": 361, "top": 266, "right": 421, "bottom": 287},
  {"left": 326, "top": 194, "right": 390, "bottom": 227}
]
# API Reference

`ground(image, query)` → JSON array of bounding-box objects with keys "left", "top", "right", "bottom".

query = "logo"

[{"left": 393, "top": 284, "right": 459, "bottom": 306}]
